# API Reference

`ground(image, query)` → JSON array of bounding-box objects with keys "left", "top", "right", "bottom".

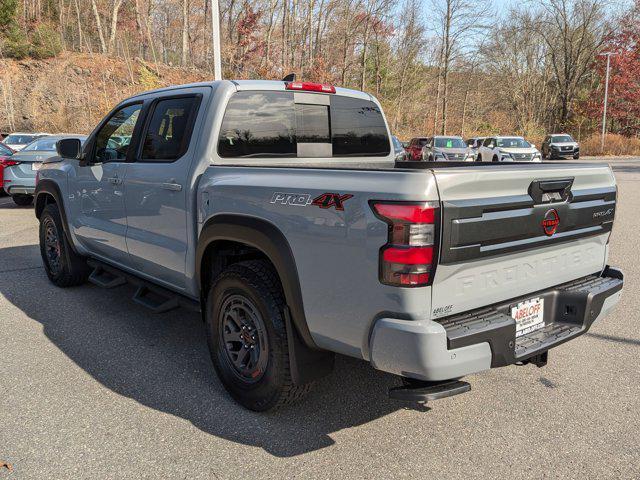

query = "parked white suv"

[{"left": 477, "top": 136, "right": 542, "bottom": 162}]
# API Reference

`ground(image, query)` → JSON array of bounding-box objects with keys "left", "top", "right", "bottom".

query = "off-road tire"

[
  {"left": 12, "top": 194, "right": 33, "bottom": 206},
  {"left": 39, "top": 203, "right": 90, "bottom": 287},
  {"left": 206, "top": 260, "right": 312, "bottom": 411}
]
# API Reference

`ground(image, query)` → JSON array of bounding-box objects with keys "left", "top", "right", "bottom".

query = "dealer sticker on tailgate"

[{"left": 511, "top": 297, "right": 545, "bottom": 338}]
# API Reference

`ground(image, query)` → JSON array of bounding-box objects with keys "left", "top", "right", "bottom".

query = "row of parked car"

[
  {"left": 399, "top": 134, "right": 580, "bottom": 162},
  {"left": 0, "top": 132, "right": 86, "bottom": 206},
  {"left": 0, "top": 129, "right": 580, "bottom": 206}
]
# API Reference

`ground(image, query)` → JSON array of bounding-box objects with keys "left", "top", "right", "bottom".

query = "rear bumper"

[
  {"left": 4, "top": 168, "right": 36, "bottom": 195},
  {"left": 369, "top": 266, "right": 623, "bottom": 381}
]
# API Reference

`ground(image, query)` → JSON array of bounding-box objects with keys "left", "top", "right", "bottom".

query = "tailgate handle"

[
  {"left": 538, "top": 179, "right": 572, "bottom": 192},
  {"left": 529, "top": 178, "right": 573, "bottom": 204}
]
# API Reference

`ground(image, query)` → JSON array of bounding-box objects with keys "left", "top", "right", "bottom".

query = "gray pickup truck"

[{"left": 34, "top": 80, "right": 623, "bottom": 411}]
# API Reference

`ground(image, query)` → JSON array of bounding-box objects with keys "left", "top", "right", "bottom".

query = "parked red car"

[
  {"left": 0, "top": 142, "right": 17, "bottom": 195},
  {"left": 405, "top": 137, "right": 429, "bottom": 161}
]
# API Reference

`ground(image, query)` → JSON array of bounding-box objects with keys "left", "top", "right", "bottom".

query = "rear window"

[{"left": 218, "top": 91, "right": 390, "bottom": 158}]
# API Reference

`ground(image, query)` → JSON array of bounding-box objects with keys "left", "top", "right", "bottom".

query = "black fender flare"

[
  {"left": 196, "top": 214, "right": 334, "bottom": 384},
  {"left": 34, "top": 179, "right": 78, "bottom": 253}
]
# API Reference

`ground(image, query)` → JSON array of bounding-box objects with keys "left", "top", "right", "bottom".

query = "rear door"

[
  {"left": 430, "top": 164, "right": 616, "bottom": 318},
  {"left": 123, "top": 88, "right": 206, "bottom": 290}
]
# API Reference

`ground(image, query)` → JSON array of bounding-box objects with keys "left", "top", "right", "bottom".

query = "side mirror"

[
  {"left": 488, "top": 144, "right": 494, "bottom": 149},
  {"left": 56, "top": 138, "right": 82, "bottom": 159}
]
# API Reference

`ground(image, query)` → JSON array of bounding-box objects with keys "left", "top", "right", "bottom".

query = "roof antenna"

[{"left": 282, "top": 73, "right": 296, "bottom": 82}]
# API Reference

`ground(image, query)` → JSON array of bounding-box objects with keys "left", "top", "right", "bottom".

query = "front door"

[
  {"left": 69, "top": 103, "right": 143, "bottom": 264},
  {"left": 123, "top": 93, "right": 203, "bottom": 290}
]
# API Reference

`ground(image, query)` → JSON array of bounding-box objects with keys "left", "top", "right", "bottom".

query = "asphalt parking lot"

[{"left": 1, "top": 158, "right": 639, "bottom": 479}]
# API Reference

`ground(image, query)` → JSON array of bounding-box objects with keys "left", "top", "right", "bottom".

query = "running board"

[
  {"left": 88, "top": 267, "right": 126, "bottom": 289},
  {"left": 132, "top": 286, "right": 179, "bottom": 314},
  {"left": 389, "top": 379, "right": 471, "bottom": 403},
  {"left": 86, "top": 260, "right": 200, "bottom": 314}
]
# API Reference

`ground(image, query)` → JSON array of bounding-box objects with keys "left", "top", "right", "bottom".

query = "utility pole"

[
  {"left": 599, "top": 51, "right": 617, "bottom": 151},
  {"left": 211, "top": 0, "right": 222, "bottom": 80}
]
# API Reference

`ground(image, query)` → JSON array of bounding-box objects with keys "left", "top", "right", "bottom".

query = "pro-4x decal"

[
  {"left": 270, "top": 191, "right": 353, "bottom": 211},
  {"left": 311, "top": 193, "right": 353, "bottom": 211}
]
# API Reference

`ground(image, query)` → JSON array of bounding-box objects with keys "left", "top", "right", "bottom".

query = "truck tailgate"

[{"left": 430, "top": 163, "right": 616, "bottom": 318}]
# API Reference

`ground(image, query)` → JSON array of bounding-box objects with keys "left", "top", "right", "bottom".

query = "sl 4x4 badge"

[{"left": 270, "top": 192, "right": 353, "bottom": 211}]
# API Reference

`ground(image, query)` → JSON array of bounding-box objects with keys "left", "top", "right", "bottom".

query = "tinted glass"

[
  {"left": 4, "top": 134, "right": 39, "bottom": 145},
  {"left": 496, "top": 137, "right": 530, "bottom": 148},
  {"left": 23, "top": 137, "right": 60, "bottom": 151},
  {"left": 94, "top": 104, "right": 142, "bottom": 162},
  {"left": 142, "top": 96, "right": 199, "bottom": 161},
  {"left": 418, "top": 139, "right": 429, "bottom": 147},
  {"left": 0, "top": 143, "right": 14, "bottom": 155},
  {"left": 218, "top": 91, "right": 296, "bottom": 157},
  {"left": 295, "top": 104, "right": 330, "bottom": 143},
  {"left": 551, "top": 135, "right": 574, "bottom": 143},
  {"left": 330, "top": 96, "right": 389, "bottom": 156},
  {"left": 434, "top": 137, "right": 466, "bottom": 148},
  {"left": 483, "top": 138, "right": 493, "bottom": 147}
]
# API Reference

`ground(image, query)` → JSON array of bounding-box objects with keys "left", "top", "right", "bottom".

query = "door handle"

[{"left": 161, "top": 182, "right": 182, "bottom": 192}]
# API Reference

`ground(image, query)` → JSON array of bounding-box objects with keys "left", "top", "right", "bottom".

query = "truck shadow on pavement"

[{"left": 1, "top": 244, "right": 408, "bottom": 457}]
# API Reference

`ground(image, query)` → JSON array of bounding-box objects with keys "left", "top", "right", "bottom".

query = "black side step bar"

[
  {"left": 87, "top": 260, "right": 200, "bottom": 314},
  {"left": 89, "top": 266, "right": 126, "bottom": 289},
  {"left": 389, "top": 379, "right": 471, "bottom": 403}
]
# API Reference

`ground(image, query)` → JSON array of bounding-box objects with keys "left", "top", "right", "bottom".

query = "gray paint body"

[{"left": 37, "top": 80, "right": 621, "bottom": 381}]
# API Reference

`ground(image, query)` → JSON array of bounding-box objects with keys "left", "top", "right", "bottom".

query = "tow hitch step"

[{"left": 389, "top": 379, "right": 471, "bottom": 403}]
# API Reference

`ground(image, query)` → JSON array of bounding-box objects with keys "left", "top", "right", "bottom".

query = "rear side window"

[
  {"left": 217, "top": 91, "right": 390, "bottom": 158},
  {"left": 330, "top": 96, "right": 389, "bottom": 156},
  {"left": 141, "top": 96, "right": 200, "bottom": 161},
  {"left": 218, "top": 92, "right": 296, "bottom": 158}
]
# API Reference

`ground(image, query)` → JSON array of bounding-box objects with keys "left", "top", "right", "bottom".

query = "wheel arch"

[
  {"left": 34, "top": 180, "right": 78, "bottom": 254},
  {"left": 196, "top": 214, "right": 334, "bottom": 384}
]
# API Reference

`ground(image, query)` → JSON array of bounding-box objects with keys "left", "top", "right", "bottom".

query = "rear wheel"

[
  {"left": 12, "top": 194, "right": 33, "bottom": 206},
  {"left": 39, "top": 203, "right": 90, "bottom": 287},
  {"left": 205, "top": 260, "right": 312, "bottom": 411}
]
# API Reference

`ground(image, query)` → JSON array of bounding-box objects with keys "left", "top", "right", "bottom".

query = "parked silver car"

[
  {"left": 421, "top": 136, "right": 474, "bottom": 161},
  {"left": 4, "top": 135, "right": 86, "bottom": 206},
  {"left": 2, "top": 132, "right": 50, "bottom": 151}
]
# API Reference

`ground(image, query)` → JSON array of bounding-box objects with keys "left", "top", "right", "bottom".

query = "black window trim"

[{"left": 135, "top": 93, "right": 203, "bottom": 164}]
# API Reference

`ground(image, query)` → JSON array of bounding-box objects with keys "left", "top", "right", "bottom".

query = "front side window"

[
  {"left": 94, "top": 104, "right": 142, "bottom": 162},
  {"left": 141, "top": 96, "right": 200, "bottom": 161},
  {"left": 217, "top": 91, "right": 390, "bottom": 159},
  {"left": 483, "top": 138, "right": 493, "bottom": 147}
]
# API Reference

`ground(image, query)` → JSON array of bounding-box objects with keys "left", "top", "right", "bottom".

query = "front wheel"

[
  {"left": 492, "top": 155, "right": 499, "bottom": 162},
  {"left": 39, "top": 203, "right": 90, "bottom": 287},
  {"left": 573, "top": 152, "right": 580, "bottom": 159},
  {"left": 12, "top": 194, "right": 33, "bottom": 206},
  {"left": 205, "top": 260, "right": 312, "bottom": 411}
]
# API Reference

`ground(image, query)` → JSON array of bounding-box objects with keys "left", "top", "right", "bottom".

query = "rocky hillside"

[{"left": 0, "top": 52, "right": 211, "bottom": 134}]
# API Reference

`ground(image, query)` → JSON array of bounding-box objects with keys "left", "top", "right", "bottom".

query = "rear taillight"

[
  {"left": 285, "top": 81, "right": 336, "bottom": 93},
  {"left": 0, "top": 158, "right": 20, "bottom": 167},
  {"left": 372, "top": 201, "right": 439, "bottom": 287}
]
